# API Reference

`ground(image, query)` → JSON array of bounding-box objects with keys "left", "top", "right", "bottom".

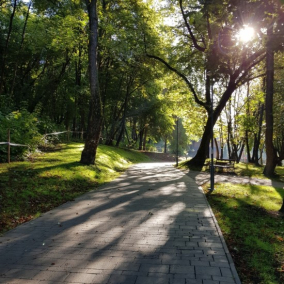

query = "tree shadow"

[{"left": 0, "top": 163, "right": 239, "bottom": 284}]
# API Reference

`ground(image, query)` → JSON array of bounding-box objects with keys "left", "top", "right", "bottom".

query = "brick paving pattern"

[{"left": 0, "top": 163, "right": 241, "bottom": 284}]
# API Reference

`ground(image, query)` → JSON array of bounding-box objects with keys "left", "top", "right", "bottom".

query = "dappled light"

[
  {"left": 0, "top": 143, "right": 150, "bottom": 233},
  {"left": 0, "top": 163, "right": 239, "bottom": 283}
]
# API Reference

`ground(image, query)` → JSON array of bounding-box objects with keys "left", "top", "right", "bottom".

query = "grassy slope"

[
  {"left": 0, "top": 142, "right": 150, "bottom": 234},
  {"left": 202, "top": 163, "right": 284, "bottom": 284}
]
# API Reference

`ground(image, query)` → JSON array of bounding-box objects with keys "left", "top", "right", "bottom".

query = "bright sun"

[{"left": 238, "top": 26, "right": 255, "bottom": 43}]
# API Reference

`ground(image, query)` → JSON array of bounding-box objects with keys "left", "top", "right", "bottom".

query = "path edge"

[{"left": 198, "top": 185, "right": 242, "bottom": 284}]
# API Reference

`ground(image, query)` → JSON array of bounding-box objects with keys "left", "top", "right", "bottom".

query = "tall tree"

[
  {"left": 146, "top": 0, "right": 268, "bottom": 168},
  {"left": 80, "top": 0, "right": 102, "bottom": 165},
  {"left": 263, "top": 2, "right": 284, "bottom": 176}
]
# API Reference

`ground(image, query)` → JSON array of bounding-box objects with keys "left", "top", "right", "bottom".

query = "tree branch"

[
  {"left": 179, "top": 0, "right": 206, "bottom": 52},
  {"left": 146, "top": 53, "right": 207, "bottom": 108},
  {"left": 236, "top": 53, "right": 266, "bottom": 85},
  {"left": 233, "top": 48, "right": 266, "bottom": 80}
]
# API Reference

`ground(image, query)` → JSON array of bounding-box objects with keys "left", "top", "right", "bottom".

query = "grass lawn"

[
  {"left": 204, "top": 181, "right": 284, "bottom": 283},
  {"left": 0, "top": 142, "right": 150, "bottom": 234}
]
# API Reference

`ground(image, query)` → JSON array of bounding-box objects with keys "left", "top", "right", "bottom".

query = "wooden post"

[
  {"left": 8, "top": 129, "right": 10, "bottom": 163},
  {"left": 45, "top": 129, "right": 47, "bottom": 149},
  {"left": 67, "top": 128, "right": 70, "bottom": 142}
]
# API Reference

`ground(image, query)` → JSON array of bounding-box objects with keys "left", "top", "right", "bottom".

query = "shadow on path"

[
  {"left": 0, "top": 163, "right": 240, "bottom": 284},
  {"left": 186, "top": 170, "right": 284, "bottom": 189}
]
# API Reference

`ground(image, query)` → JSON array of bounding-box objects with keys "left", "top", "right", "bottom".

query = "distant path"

[
  {"left": 142, "top": 151, "right": 176, "bottom": 162},
  {"left": 186, "top": 170, "right": 284, "bottom": 188},
  {"left": 0, "top": 162, "right": 241, "bottom": 284}
]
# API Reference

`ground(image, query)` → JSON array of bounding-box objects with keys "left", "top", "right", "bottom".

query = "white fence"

[{"left": 0, "top": 130, "right": 84, "bottom": 163}]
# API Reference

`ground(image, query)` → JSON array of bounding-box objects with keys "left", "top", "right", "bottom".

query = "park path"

[
  {"left": 186, "top": 170, "right": 284, "bottom": 188},
  {"left": 0, "top": 162, "right": 241, "bottom": 284}
]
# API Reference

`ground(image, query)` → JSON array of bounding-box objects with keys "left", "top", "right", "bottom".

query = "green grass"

[
  {"left": 205, "top": 183, "right": 284, "bottom": 284},
  {"left": 0, "top": 142, "right": 150, "bottom": 234}
]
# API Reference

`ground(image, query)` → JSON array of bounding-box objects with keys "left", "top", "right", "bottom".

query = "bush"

[
  {"left": 37, "top": 116, "right": 66, "bottom": 148},
  {"left": 0, "top": 109, "right": 42, "bottom": 162}
]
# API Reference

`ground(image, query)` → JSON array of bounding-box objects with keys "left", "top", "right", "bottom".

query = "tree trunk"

[
  {"left": 164, "top": 136, "right": 167, "bottom": 153},
  {"left": 263, "top": 24, "right": 277, "bottom": 177},
  {"left": 10, "top": 0, "right": 31, "bottom": 99},
  {"left": 237, "top": 143, "right": 245, "bottom": 163},
  {"left": 143, "top": 127, "right": 148, "bottom": 151},
  {"left": 184, "top": 112, "right": 212, "bottom": 168},
  {"left": 115, "top": 85, "right": 130, "bottom": 147},
  {"left": 0, "top": 0, "right": 17, "bottom": 96},
  {"left": 253, "top": 103, "right": 264, "bottom": 166},
  {"left": 245, "top": 130, "right": 252, "bottom": 162},
  {"left": 214, "top": 138, "right": 219, "bottom": 159},
  {"left": 80, "top": 0, "right": 103, "bottom": 165},
  {"left": 245, "top": 82, "right": 252, "bottom": 163},
  {"left": 279, "top": 202, "right": 284, "bottom": 213},
  {"left": 227, "top": 105, "right": 232, "bottom": 160},
  {"left": 115, "top": 121, "right": 124, "bottom": 147},
  {"left": 138, "top": 128, "right": 144, "bottom": 151},
  {"left": 185, "top": 81, "right": 237, "bottom": 168},
  {"left": 219, "top": 118, "right": 224, "bottom": 159}
]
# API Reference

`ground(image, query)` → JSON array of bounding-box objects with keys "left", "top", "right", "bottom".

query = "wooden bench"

[
  {"left": 204, "top": 159, "right": 235, "bottom": 173},
  {"left": 214, "top": 159, "right": 235, "bottom": 173}
]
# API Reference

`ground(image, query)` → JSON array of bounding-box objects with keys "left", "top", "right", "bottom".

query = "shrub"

[{"left": 0, "top": 109, "right": 42, "bottom": 162}]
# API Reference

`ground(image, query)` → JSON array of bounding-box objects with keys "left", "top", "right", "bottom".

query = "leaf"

[{"left": 276, "top": 236, "right": 284, "bottom": 242}]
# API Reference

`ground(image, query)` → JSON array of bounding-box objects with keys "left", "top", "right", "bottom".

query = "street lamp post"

[
  {"left": 208, "top": 75, "right": 214, "bottom": 192},
  {"left": 176, "top": 117, "right": 179, "bottom": 167}
]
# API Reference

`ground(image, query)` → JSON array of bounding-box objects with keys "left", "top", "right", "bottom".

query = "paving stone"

[
  {"left": 0, "top": 280, "right": 51, "bottom": 284},
  {"left": 170, "top": 265, "right": 194, "bottom": 274},
  {"left": 221, "top": 267, "right": 234, "bottom": 277},
  {"left": 135, "top": 276, "right": 171, "bottom": 284},
  {"left": 171, "top": 278, "right": 186, "bottom": 284},
  {"left": 210, "top": 260, "right": 230, "bottom": 268},
  {"left": 213, "top": 275, "right": 236, "bottom": 283},
  {"left": 190, "top": 260, "right": 210, "bottom": 267},
  {"left": 202, "top": 280, "right": 219, "bottom": 284},
  {"left": 195, "top": 266, "right": 221, "bottom": 276},
  {"left": 183, "top": 279, "right": 203, "bottom": 284},
  {"left": 1, "top": 268, "right": 40, "bottom": 280},
  {"left": 33, "top": 270, "right": 69, "bottom": 281},
  {"left": 64, "top": 272, "right": 104, "bottom": 283},
  {"left": 139, "top": 264, "right": 169, "bottom": 273},
  {"left": 121, "top": 270, "right": 147, "bottom": 277},
  {"left": 195, "top": 273, "right": 212, "bottom": 280},
  {"left": 115, "top": 262, "right": 140, "bottom": 271},
  {"left": 107, "top": 274, "right": 137, "bottom": 284}
]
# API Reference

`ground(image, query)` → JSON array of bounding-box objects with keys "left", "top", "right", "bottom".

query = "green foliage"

[
  {"left": 0, "top": 142, "right": 150, "bottom": 234},
  {"left": 169, "top": 118, "right": 189, "bottom": 156},
  {"left": 0, "top": 109, "right": 42, "bottom": 161}
]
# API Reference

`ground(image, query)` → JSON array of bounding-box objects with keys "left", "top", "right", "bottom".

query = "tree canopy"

[{"left": 1, "top": 0, "right": 284, "bottom": 170}]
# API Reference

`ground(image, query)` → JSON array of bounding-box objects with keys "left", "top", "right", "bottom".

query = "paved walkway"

[
  {"left": 186, "top": 171, "right": 284, "bottom": 188},
  {"left": 0, "top": 163, "right": 241, "bottom": 284}
]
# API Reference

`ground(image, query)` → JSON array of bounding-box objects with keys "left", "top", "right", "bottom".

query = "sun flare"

[{"left": 238, "top": 26, "right": 255, "bottom": 43}]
